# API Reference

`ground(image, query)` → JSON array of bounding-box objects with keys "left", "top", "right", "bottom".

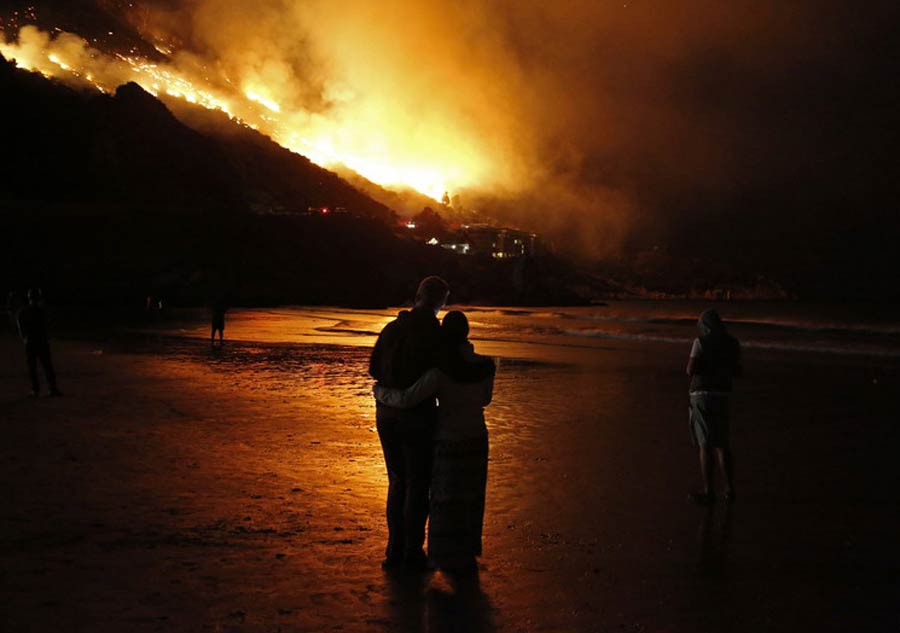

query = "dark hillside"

[
  {"left": 165, "top": 101, "right": 394, "bottom": 221},
  {"left": 0, "top": 58, "right": 244, "bottom": 212},
  {"left": 1, "top": 54, "right": 591, "bottom": 307}
]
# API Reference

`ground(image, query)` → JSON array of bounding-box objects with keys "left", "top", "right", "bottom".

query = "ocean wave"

[
  {"left": 560, "top": 328, "right": 900, "bottom": 357},
  {"left": 313, "top": 320, "right": 380, "bottom": 336},
  {"left": 726, "top": 318, "right": 900, "bottom": 337},
  {"left": 551, "top": 312, "right": 900, "bottom": 338},
  {"left": 561, "top": 328, "right": 688, "bottom": 345},
  {"left": 463, "top": 308, "right": 572, "bottom": 320}
]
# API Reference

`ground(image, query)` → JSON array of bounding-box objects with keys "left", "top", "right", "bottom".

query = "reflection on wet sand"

[
  {"left": 2, "top": 305, "right": 899, "bottom": 631},
  {"left": 426, "top": 571, "right": 496, "bottom": 633},
  {"left": 697, "top": 504, "right": 733, "bottom": 580},
  {"left": 685, "top": 504, "right": 735, "bottom": 632},
  {"left": 383, "top": 569, "right": 495, "bottom": 633}
]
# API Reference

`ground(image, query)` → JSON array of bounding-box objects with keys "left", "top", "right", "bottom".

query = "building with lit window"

[{"left": 461, "top": 225, "right": 539, "bottom": 258}]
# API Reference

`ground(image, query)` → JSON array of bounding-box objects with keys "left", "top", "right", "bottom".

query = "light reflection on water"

[
  {"left": 150, "top": 302, "right": 900, "bottom": 359},
  {"left": 123, "top": 307, "right": 663, "bottom": 544},
  {"left": 122, "top": 304, "right": 900, "bottom": 560},
  {"left": 123, "top": 302, "right": 900, "bottom": 522},
  {"left": 98, "top": 304, "right": 900, "bottom": 631}
]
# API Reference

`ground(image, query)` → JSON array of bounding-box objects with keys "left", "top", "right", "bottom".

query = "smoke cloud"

[
  {"left": 122, "top": 1, "right": 897, "bottom": 259},
  {"left": 7, "top": 1, "right": 898, "bottom": 265}
]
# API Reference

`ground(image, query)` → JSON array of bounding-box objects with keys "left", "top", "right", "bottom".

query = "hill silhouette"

[
  {"left": 164, "top": 99, "right": 393, "bottom": 221},
  {"left": 1, "top": 62, "right": 242, "bottom": 212},
  {"left": 0, "top": 54, "right": 591, "bottom": 307}
]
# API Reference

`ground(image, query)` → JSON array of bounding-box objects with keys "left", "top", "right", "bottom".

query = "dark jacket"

[
  {"left": 690, "top": 333, "right": 741, "bottom": 393},
  {"left": 17, "top": 304, "right": 48, "bottom": 345},
  {"left": 370, "top": 307, "right": 442, "bottom": 423}
]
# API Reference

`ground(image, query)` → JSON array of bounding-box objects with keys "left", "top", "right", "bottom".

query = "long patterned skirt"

[{"left": 428, "top": 433, "right": 489, "bottom": 570}]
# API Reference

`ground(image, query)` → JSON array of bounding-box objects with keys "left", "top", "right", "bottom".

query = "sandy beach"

[{"left": 1, "top": 306, "right": 899, "bottom": 632}]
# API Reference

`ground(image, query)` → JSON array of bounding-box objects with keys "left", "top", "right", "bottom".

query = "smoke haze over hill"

[
  {"left": 2, "top": 0, "right": 899, "bottom": 296},
  {"left": 115, "top": 1, "right": 898, "bottom": 257}
]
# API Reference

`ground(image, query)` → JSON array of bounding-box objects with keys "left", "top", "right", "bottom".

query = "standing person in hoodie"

[
  {"left": 686, "top": 309, "right": 742, "bottom": 505},
  {"left": 369, "top": 276, "right": 450, "bottom": 571}
]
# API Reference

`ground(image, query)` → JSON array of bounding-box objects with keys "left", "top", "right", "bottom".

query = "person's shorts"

[{"left": 689, "top": 393, "right": 730, "bottom": 448}]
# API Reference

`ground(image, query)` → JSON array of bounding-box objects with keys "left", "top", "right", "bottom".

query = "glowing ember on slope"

[
  {"left": 47, "top": 53, "right": 69, "bottom": 70},
  {"left": 245, "top": 90, "right": 281, "bottom": 113},
  {"left": 0, "top": 25, "right": 478, "bottom": 201}
]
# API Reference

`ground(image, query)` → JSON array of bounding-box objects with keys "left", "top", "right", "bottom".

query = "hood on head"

[{"left": 698, "top": 309, "right": 725, "bottom": 336}]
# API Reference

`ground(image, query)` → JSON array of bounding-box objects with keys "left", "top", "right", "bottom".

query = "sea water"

[{"left": 157, "top": 301, "right": 900, "bottom": 359}]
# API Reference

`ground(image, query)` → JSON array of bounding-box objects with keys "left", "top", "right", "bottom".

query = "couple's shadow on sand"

[{"left": 384, "top": 569, "right": 495, "bottom": 633}]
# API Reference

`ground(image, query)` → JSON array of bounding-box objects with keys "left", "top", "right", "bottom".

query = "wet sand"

[{"left": 1, "top": 311, "right": 899, "bottom": 632}]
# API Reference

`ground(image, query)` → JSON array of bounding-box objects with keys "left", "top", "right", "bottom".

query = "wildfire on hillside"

[{"left": 0, "top": 23, "right": 478, "bottom": 202}]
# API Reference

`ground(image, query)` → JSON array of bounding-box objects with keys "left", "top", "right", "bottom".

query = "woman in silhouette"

[{"left": 686, "top": 308, "right": 741, "bottom": 504}]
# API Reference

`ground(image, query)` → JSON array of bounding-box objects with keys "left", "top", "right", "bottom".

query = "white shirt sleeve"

[
  {"left": 373, "top": 368, "right": 441, "bottom": 409},
  {"left": 690, "top": 338, "right": 702, "bottom": 358}
]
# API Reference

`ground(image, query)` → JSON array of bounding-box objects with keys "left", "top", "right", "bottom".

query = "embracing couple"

[{"left": 369, "top": 276, "right": 495, "bottom": 574}]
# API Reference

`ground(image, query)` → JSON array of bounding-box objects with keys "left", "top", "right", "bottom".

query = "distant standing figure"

[
  {"left": 17, "top": 288, "right": 61, "bottom": 397},
  {"left": 686, "top": 309, "right": 741, "bottom": 504},
  {"left": 211, "top": 301, "right": 227, "bottom": 344}
]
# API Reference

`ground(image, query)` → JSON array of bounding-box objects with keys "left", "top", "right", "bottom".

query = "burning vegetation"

[
  {"left": 4, "top": 1, "right": 899, "bottom": 300},
  {"left": 0, "top": 11, "right": 491, "bottom": 203}
]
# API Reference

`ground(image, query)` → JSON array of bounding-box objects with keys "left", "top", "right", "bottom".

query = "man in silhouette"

[
  {"left": 210, "top": 299, "right": 227, "bottom": 345},
  {"left": 17, "top": 288, "right": 61, "bottom": 398},
  {"left": 370, "top": 276, "right": 449, "bottom": 570},
  {"left": 686, "top": 309, "right": 741, "bottom": 504}
]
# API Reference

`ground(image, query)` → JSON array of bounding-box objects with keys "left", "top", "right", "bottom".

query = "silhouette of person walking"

[
  {"left": 686, "top": 309, "right": 741, "bottom": 504},
  {"left": 17, "top": 288, "right": 61, "bottom": 398},
  {"left": 369, "top": 276, "right": 450, "bottom": 571}
]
